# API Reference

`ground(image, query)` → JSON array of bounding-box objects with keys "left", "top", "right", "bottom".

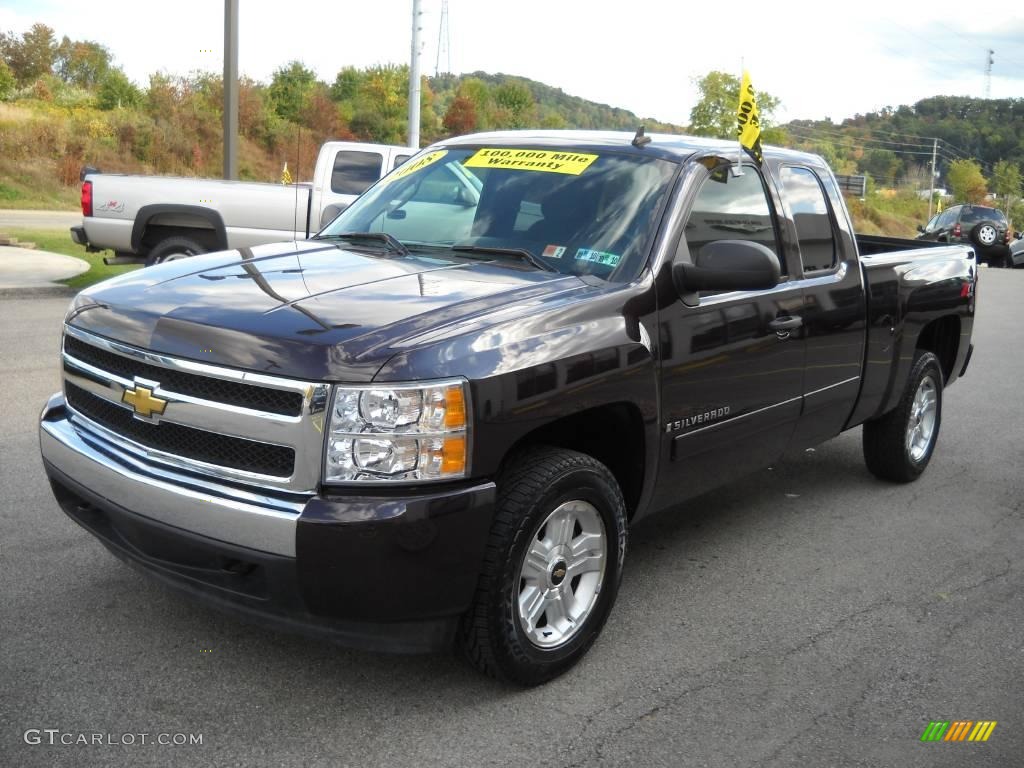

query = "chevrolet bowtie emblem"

[{"left": 122, "top": 382, "right": 167, "bottom": 419}]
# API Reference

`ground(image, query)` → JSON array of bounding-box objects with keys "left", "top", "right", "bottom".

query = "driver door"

[{"left": 652, "top": 161, "right": 806, "bottom": 508}]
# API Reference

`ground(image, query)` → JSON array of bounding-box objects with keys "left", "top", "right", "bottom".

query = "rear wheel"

[
  {"left": 459, "top": 447, "right": 627, "bottom": 685},
  {"left": 863, "top": 350, "right": 943, "bottom": 483},
  {"left": 145, "top": 236, "right": 205, "bottom": 267}
]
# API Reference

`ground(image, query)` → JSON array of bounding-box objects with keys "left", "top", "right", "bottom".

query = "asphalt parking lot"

[{"left": 2, "top": 271, "right": 1022, "bottom": 767}]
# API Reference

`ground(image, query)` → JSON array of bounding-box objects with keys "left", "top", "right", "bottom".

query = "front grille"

[
  {"left": 64, "top": 335, "right": 304, "bottom": 417},
  {"left": 65, "top": 382, "right": 295, "bottom": 478}
]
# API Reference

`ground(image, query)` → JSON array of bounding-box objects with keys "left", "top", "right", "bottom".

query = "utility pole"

[
  {"left": 928, "top": 138, "right": 937, "bottom": 219},
  {"left": 223, "top": 0, "right": 239, "bottom": 180},
  {"left": 407, "top": 0, "right": 423, "bottom": 150},
  {"left": 985, "top": 49, "right": 994, "bottom": 99},
  {"left": 435, "top": 0, "right": 451, "bottom": 77}
]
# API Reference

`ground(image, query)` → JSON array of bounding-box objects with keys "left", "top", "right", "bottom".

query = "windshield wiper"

[
  {"left": 317, "top": 231, "right": 409, "bottom": 256},
  {"left": 451, "top": 244, "right": 558, "bottom": 272}
]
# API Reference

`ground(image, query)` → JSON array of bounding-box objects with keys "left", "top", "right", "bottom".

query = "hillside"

[
  {"left": 0, "top": 22, "right": 686, "bottom": 210},
  {"left": 2, "top": 21, "right": 1021, "bottom": 236}
]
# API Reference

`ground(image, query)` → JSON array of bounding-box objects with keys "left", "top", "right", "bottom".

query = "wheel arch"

[
  {"left": 131, "top": 204, "right": 228, "bottom": 255},
  {"left": 915, "top": 314, "right": 960, "bottom": 384},
  {"left": 498, "top": 402, "right": 647, "bottom": 520}
]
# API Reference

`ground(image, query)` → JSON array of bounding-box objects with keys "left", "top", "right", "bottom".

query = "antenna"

[
  {"left": 985, "top": 49, "right": 994, "bottom": 98},
  {"left": 435, "top": 0, "right": 451, "bottom": 77},
  {"left": 632, "top": 126, "right": 651, "bottom": 148}
]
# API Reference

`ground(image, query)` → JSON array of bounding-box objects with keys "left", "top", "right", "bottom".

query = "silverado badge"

[{"left": 122, "top": 379, "right": 168, "bottom": 421}]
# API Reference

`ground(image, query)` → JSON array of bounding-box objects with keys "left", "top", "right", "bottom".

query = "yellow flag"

[
  {"left": 936, "top": 196, "right": 943, "bottom": 212},
  {"left": 281, "top": 162, "right": 292, "bottom": 185},
  {"left": 737, "top": 70, "right": 763, "bottom": 164}
]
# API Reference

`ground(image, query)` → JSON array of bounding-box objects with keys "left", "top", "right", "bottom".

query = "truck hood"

[{"left": 67, "top": 240, "right": 586, "bottom": 381}]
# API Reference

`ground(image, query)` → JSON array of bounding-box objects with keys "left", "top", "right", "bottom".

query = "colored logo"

[
  {"left": 920, "top": 720, "right": 997, "bottom": 742},
  {"left": 122, "top": 380, "right": 168, "bottom": 421}
]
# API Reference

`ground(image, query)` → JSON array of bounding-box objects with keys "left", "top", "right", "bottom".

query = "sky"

[{"left": 2, "top": 0, "right": 1023, "bottom": 126}]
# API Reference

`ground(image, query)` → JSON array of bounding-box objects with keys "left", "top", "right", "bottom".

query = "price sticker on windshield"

[
  {"left": 464, "top": 148, "right": 599, "bottom": 175},
  {"left": 386, "top": 150, "right": 448, "bottom": 182}
]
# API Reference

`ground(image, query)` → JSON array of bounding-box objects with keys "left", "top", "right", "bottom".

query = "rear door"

[
  {"left": 652, "top": 159, "right": 806, "bottom": 508},
  {"left": 774, "top": 163, "right": 866, "bottom": 448}
]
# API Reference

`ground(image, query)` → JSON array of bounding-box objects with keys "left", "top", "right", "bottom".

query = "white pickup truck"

[{"left": 71, "top": 141, "right": 413, "bottom": 265}]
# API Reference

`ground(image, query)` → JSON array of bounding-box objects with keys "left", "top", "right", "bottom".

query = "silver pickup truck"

[{"left": 71, "top": 141, "right": 412, "bottom": 265}]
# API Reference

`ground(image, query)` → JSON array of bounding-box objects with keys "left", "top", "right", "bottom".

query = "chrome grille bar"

[{"left": 61, "top": 325, "right": 329, "bottom": 493}]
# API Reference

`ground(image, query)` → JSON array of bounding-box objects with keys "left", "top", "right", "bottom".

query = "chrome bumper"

[{"left": 39, "top": 393, "right": 305, "bottom": 556}]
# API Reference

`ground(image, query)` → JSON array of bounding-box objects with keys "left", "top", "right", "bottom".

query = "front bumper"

[{"left": 40, "top": 393, "right": 496, "bottom": 652}]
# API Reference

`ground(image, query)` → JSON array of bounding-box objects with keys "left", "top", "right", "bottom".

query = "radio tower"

[
  {"left": 985, "top": 49, "right": 994, "bottom": 98},
  {"left": 435, "top": 0, "right": 451, "bottom": 77}
]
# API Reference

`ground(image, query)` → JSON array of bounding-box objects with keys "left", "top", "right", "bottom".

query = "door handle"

[{"left": 768, "top": 316, "right": 803, "bottom": 332}]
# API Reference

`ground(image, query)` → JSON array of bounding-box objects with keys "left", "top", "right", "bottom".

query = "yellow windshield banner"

[
  {"left": 388, "top": 149, "right": 448, "bottom": 181},
  {"left": 736, "top": 70, "right": 763, "bottom": 164},
  {"left": 464, "top": 148, "right": 599, "bottom": 175}
]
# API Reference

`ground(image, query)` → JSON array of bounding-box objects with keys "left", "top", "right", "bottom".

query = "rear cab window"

[
  {"left": 331, "top": 151, "right": 384, "bottom": 195},
  {"left": 779, "top": 166, "right": 837, "bottom": 274}
]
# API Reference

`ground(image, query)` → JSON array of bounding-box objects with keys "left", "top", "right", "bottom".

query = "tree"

[
  {"left": 861, "top": 148, "right": 903, "bottom": 187},
  {"left": 494, "top": 81, "right": 534, "bottom": 128},
  {"left": 456, "top": 78, "right": 493, "bottom": 129},
  {"left": 0, "top": 59, "right": 14, "bottom": 100},
  {"left": 689, "top": 71, "right": 780, "bottom": 140},
  {"left": 443, "top": 95, "right": 477, "bottom": 135},
  {"left": 96, "top": 68, "right": 141, "bottom": 110},
  {"left": 0, "top": 23, "right": 57, "bottom": 84},
  {"left": 946, "top": 159, "right": 988, "bottom": 204},
  {"left": 269, "top": 61, "right": 317, "bottom": 123},
  {"left": 330, "top": 66, "right": 360, "bottom": 103},
  {"left": 54, "top": 37, "right": 111, "bottom": 88},
  {"left": 991, "top": 159, "right": 1021, "bottom": 213}
]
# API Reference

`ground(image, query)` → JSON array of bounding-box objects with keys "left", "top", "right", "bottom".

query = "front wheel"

[
  {"left": 863, "top": 350, "right": 943, "bottom": 482},
  {"left": 459, "top": 447, "right": 627, "bottom": 685}
]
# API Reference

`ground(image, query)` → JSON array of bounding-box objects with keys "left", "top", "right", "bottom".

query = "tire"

[
  {"left": 459, "top": 447, "right": 627, "bottom": 686},
  {"left": 863, "top": 350, "right": 943, "bottom": 483},
  {"left": 969, "top": 221, "right": 999, "bottom": 249},
  {"left": 144, "top": 236, "right": 205, "bottom": 267}
]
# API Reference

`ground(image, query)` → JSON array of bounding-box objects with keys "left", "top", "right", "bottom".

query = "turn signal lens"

[
  {"left": 443, "top": 385, "right": 466, "bottom": 429},
  {"left": 441, "top": 436, "right": 467, "bottom": 475}
]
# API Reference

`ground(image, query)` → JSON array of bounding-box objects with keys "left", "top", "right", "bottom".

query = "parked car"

[
  {"left": 70, "top": 141, "right": 413, "bottom": 266},
  {"left": 1008, "top": 234, "right": 1024, "bottom": 268},
  {"left": 917, "top": 203, "right": 1012, "bottom": 266},
  {"left": 41, "top": 130, "right": 976, "bottom": 685}
]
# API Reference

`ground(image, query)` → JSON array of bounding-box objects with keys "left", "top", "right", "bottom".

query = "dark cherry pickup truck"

[{"left": 40, "top": 130, "right": 977, "bottom": 685}]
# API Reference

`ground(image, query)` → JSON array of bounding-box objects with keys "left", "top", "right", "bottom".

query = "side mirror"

[
  {"left": 673, "top": 240, "right": 780, "bottom": 294},
  {"left": 916, "top": 224, "right": 925, "bottom": 233},
  {"left": 319, "top": 203, "right": 348, "bottom": 229}
]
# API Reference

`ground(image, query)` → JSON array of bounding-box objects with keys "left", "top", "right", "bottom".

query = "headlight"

[{"left": 324, "top": 379, "right": 469, "bottom": 483}]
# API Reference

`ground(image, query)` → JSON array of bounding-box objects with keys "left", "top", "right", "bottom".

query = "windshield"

[{"left": 319, "top": 146, "right": 678, "bottom": 281}]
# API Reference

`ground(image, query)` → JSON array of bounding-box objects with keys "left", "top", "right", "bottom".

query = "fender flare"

[{"left": 131, "top": 204, "right": 228, "bottom": 253}]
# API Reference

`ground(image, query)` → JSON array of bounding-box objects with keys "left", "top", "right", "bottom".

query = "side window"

[
  {"left": 780, "top": 166, "right": 836, "bottom": 273},
  {"left": 393, "top": 154, "right": 412, "bottom": 169},
  {"left": 924, "top": 214, "right": 939, "bottom": 232},
  {"left": 682, "top": 165, "right": 782, "bottom": 270},
  {"left": 331, "top": 151, "right": 384, "bottom": 195},
  {"left": 937, "top": 208, "right": 958, "bottom": 229}
]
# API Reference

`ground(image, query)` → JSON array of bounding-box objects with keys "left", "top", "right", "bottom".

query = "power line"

[{"left": 785, "top": 124, "right": 984, "bottom": 167}]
